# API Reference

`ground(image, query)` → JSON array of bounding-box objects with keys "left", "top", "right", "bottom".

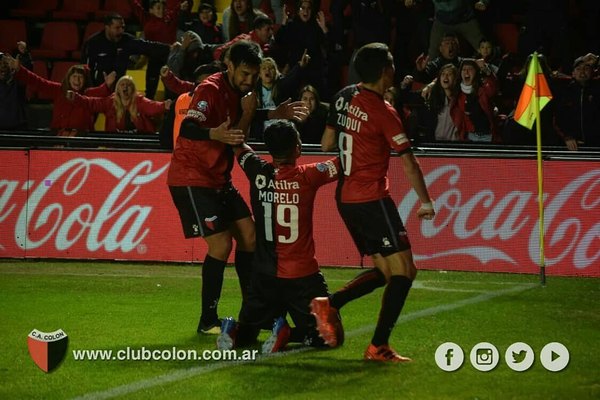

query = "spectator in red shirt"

[
  {"left": 213, "top": 15, "right": 274, "bottom": 61},
  {"left": 7, "top": 51, "right": 115, "bottom": 134},
  {"left": 77, "top": 75, "right": 172, "bottom": 133},
  {"left": 131, "top": 0, "right": 182, "bottom": 99}
]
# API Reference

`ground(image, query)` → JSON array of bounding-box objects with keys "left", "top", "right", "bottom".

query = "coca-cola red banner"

[{"left": 0, "top": 150, "right": 598, "bottom": 277}]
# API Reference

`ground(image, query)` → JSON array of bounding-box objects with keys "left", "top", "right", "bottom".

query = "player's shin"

[
  {"left": 371, "top": 275, "right": 413, "bottom": 346},
  {"left": 330, "top": 268, "right": 387, "bottom": 310}
]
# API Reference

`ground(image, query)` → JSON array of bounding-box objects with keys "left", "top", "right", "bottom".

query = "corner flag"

[
  {"left": 514, "top": 52, "right": 552, "bottom": 285},
  {"left": 514, "top": 53, "right": 553, "bottom": 129}
]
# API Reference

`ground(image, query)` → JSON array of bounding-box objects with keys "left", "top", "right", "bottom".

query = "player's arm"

[
  {"left": 400, "top": 151, "right": 435, "bottom": 220},
  {"left": 236, "top": 91, "right": 258, "bottom": 139},
  {"left": 321, "top": 126, "right": 336, "bottom": 152},
  {"left": 180, "top": 116, "right": 245, "bottom": 145}
]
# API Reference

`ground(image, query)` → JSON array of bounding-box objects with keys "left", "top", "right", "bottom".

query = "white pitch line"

[
  {"left": 1, "top": 270, "right": 525, "bottom": 293},
  {"left": 71, "top": 283, "right": 535, "bottom": 400}
]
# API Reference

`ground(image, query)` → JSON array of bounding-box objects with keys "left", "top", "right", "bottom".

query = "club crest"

[{"left": 27, "top": 329, "right": 68, "bottom": 373}]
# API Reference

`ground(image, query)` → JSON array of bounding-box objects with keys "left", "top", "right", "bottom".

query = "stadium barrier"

[{"left": 0, "top": 147, "right": 598, "bottom": 277}]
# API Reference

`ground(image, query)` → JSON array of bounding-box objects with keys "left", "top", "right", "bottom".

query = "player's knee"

[{"left": 207, "top": 237, "right": 233, "bottom": 260}]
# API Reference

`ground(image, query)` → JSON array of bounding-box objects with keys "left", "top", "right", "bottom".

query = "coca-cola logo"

[
  {"left": 400, "top": 165, "right": 600, "bottom": 269},
  {"left": 0, "top": 158, "right": 169, "bottom": 253}
]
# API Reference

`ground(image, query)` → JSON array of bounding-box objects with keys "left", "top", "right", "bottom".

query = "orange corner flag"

[{"left": 514, "top": 53, "right": 553, "bottom": 129}]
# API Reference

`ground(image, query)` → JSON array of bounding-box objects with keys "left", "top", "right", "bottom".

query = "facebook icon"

[
  {"left": 435, "top": 342, "right": 464, "bottom": 372},
  {"left": 445, "top": 348, "right": 454, "bottom": 366}
]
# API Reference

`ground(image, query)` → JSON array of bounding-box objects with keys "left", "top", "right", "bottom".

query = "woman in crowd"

[
  {"left": 425, "top": 64, "right": 461, "bottom": 142},
  {"left": 221, "top": 0, "right": 267, "bottom": 42},
  {"left": 295, "top": 84, "right": 328, "bottom": 144},
  {"left": 77, "top": 75, "right": 172, "bottom": 134},
  {"left": 7, "top": 52, "right": 114, "bottom": 134}
]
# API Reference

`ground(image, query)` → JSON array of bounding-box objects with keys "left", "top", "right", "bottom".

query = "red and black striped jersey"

[
  {"left": 326, "top": 84, "right": 411, "bottom": 203},
  {"left": 167, "top": 72, "right": 240, "bottom": 188},
  {"left": 238, "top": 148, "right": 340, "bottom": 278}
]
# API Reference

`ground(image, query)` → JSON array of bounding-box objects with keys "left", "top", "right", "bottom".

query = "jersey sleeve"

[
  {"left": 237, "top": 147, "right": 267, "bottom": 181},
  {"left": 184, "top": 81, "right": 218, "bottom": 127},
  {"left": 305, "top": 157, "right": 341, "bottom": 188},
  {"left": 382, "top": 106, "right": 411, "bottom": 154}
]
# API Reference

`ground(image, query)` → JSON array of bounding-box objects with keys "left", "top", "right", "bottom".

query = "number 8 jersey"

[
  {"left": 327, "top": 84, "right": 412, "bottom": 203},
  {"left": 237, "top": 149, "right": 340, "bottom": 278}
]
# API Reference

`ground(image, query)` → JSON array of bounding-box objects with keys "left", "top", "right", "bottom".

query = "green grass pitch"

[{"left": 1, "top": 260, "right": 598, "bottom": 400}]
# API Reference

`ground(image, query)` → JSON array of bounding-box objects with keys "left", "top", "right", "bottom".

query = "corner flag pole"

[
  {"left": 514, "top": 52, "right": 551, "bottom": 286},
  {"left": 533, "top": 70, "right": 546, "bottom": 286}
]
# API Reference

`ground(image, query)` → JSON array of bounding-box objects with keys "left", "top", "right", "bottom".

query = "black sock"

[
  {"left": 330, "top": 268, "right": 387, "bottom": 310},
  {"left": 234, "top": 250, "right": 254, "bottom": 301},
  {"left": 371, "top": 275, "right": 413, "bottom": 347},
  {"left": 200, "top": 255, "right": 226, "bottom": 326}
]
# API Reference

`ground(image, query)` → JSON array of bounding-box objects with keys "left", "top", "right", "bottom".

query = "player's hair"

[
  {"left": 228, "top": 40, "right": 262, "bottom": 68},
  {"left": 264, "top": 120, "right": 300, "bottom": 159},
  {"left": 193, "top": 60, "right": 224, "bottom": 82},
  {"left": 354, "top": 42, "right": 393, "bottom": 84}
]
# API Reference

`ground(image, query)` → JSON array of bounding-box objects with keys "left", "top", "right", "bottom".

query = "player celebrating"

[
  {"left": 314, "top": 42, "right": 436, "bottom": 362},
  {"left": 217, "top": 120, "right": 343, "bottom": 352},
  {"left": 167, "top": 41, "right": 307, "bottom": 334}
]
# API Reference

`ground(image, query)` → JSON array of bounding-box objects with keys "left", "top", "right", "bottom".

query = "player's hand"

[
  {"left": 241, "top": 91, "right": 258, "bottom": 114},
  {"left": 417, "top": 202, "right": 435, "bottom": 220},
  {"left": 211, "top": 117, "right": 245, "bottom": 145},
  {"left": 271, "top": 99, "right": 309, "bottom": 122}
]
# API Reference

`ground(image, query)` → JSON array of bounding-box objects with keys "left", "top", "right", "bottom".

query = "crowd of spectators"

[{"left": 0, "top": 0, "right": 599, "bottom": 150}]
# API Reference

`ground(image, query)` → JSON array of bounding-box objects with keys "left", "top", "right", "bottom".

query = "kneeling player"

[{"left": 217, "top": 120, "right": 343, "bottom": 353}]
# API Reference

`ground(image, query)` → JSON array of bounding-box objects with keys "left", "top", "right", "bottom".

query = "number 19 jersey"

[
  {"left": 326, "top": 84, "right": 412, "bottom": 203},
  {"left": 237, "top": 149, "right": 340, "bottom": 278}
]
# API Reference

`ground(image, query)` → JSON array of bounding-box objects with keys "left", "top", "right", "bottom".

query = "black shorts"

[
  {"left": 338, "top": 196, "right": 411, "bottom": 257},
  {"left": 169, "top": 184, "right": 251, "bottom": 238},
  {"left": 236, "top": 272, "right": 329, "bottom": 346}
]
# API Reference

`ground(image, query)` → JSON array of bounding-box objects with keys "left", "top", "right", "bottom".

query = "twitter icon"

[{"left": 505, "top": 342, "right": 535, "bottom": 371}]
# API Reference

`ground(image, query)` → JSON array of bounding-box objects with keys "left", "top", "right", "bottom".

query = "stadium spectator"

[
  {"left": 473, "top": 38, "right": 501, "bottom": 75},
  {"left": 179, "top": 3, "right": 224, "bottom": 45},
  {"left": 82, "top": 13, "right": 170, "bottom": 88},
  {"left": 422, "top": 64, "right": 462, "bottom": 142},
  {"left": 75, "top": 75, "right": 172, "bottom": 133},
  {"left": 427, "top": 0, "right": 487, "bottom": 59},
  {"left": 217, "top": 120, "right": 343, "bottom": 353},
  {"left": 414, "top": 32, "right": 463, "bottom": 84},
  {"left": 296, "top": 84, "right": 329, "bottom": 144},
  {"left": 0, "top": 43, "right": 31, "bottom": 130},
  {"left": 554, "top": 56, "right": 600, "bottom": 150},
  {"left": 454, "top": 58, "right": 499, "bottom": 143},
  {"left": 250, "top": 53, "right": 310, "bottom": 140},
  {"left": 213, "top": 15, "right": 274, "bottom": 61},
  {"left": 274, "top": 0, "right": 330, "bottom": 98},
  {"left": 130, "top": 0, "right": 182, "bottom": 99},
  {"left": 167, "top": 31, "right": 215, "bottom": 84},
  {"left": 7, "top": 51, "right": 116, "bottom": 134},
  {"left": 166, "top": 41, "right": 308, "bottom": 335},
  {"left": 318, "top": 43, "right": 436, "bottom": 362},
  {"left": 221, "top": 0, "right": 268, "bottom": 42}
]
